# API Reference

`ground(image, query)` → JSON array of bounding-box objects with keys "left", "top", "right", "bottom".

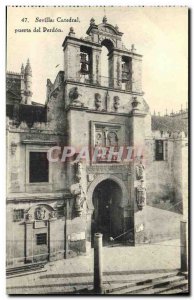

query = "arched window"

[
  {"left": 101, "top": 45, "right": 109, "bottom": 87},
  {"left": 101, "top": 39, "right": 114, "bottom": 88}
]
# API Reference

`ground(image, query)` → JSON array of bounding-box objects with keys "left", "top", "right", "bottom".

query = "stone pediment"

[
  {"left": 86, "top": 17, "right": 123, "bottom": 39},
  {"left": 98, "top": 23, "right": 122, "bottom": 36}
]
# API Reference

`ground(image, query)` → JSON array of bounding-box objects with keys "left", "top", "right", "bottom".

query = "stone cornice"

[
  {"left": 6, "top": 192, "right": 71, "bottom": 202},
  {"left": 21, "top": 139, "right": 57, "bottom": 145},
  {"left": 62, "top": 36, "right": 101, "bottom": 50},
  {"left": 64, "top": 79, "right": 144, "bottom": 96}
]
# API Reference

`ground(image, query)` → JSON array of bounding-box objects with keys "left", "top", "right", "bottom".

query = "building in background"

[{"left": 6, "top": 17, "right": 188, "bottom": 267}]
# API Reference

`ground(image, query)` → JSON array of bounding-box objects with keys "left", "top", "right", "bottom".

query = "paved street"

[{"left": 7, "top": 239, "right": 181, "bottom": 294}]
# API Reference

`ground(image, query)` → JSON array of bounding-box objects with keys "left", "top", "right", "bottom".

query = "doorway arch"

[
  {"left": 91, "top": 179, "right": 123, "bottom": 245},
  {"left": 87, "top": 174, "right": 128, "bottom": 211}
]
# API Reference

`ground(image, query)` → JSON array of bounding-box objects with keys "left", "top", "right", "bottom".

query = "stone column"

[
  {"left": 92, "top": 48, "right": 101, "bottom": 85},
  {"left": 63, "top": 42, "right": 80, "bottom": 82},
  {"left": 180, "top": 220, "right": 188, "bottom": 273},
  {"left": 108, "top": 50, "right": 122, "bottom": 89},
  {"left": 94, "top": 233, "right": 103, "bottom": 294}
]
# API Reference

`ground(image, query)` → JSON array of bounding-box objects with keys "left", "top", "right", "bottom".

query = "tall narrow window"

[
  {"left": 80, "top": 46, "right": 92, "bottom": 83},
  {"left": 122, "top": 56, "right": 131, "bottom": 91},
  {"left": 29, "top": 152, "right": 49, "bottom": 183},
  {"left": 155, "top": 140, "right": 164, "bottom": 161},
  {"left": 101, "top": 45, "right": 109, "bottom": 87}
]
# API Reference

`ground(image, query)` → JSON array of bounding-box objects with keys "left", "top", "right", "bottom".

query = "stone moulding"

[{"left": 21, "top": 139, "right": 57, "bottom": 145}]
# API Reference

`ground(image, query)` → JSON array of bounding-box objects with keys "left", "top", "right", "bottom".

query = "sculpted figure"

[
  {"left": 95, "top": 93, "right": 102, "bottom": 110},
  {"left": 107, "top": 131, "right": 118, "bottom": 146},
  {"left": 69, "top": 87, "right": 82, "bottom": 106},
  {"left": 136, "top": 161, "right": 145, "bottom": 180},
  {"left": 136, "top": 185, "right": 146, "bottom": 210},
  {"left": 70, "top": 182, "right": 86, "bottom": 216},
  {"left": 76, "top": 161, "right": 83, "bottom": 182},
  {"left": 113, "top": 96, "right": 120, "bottom": 111}
]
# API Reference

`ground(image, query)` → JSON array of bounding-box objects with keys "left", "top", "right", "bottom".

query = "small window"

[
  {"left": 155, "top": 140, "right": 164, "bottom": 161},
  {"left": 36, "top": 233, "right": 47, "bottom": 245},
  {"left": 57, "top": 206, "right": 65, "bottom": 218},
  {"left": 29, "top": 152, "right": 49, "bottom": 183},
  {"left": 13, "top": 209, "right": 24, "bottom": 222}
]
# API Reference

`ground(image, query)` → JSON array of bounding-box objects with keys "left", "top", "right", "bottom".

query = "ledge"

[
  {"left": 6, "top": 191, "right": 71, "bottom": 202},
  {"left": 64, "top": 79, "right": 144, "bottom": 96},
  {"left": 21, "top": 140, "right": 57, "bottom": 145}
]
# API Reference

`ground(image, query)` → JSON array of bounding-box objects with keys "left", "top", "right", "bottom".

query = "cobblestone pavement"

[{"left": 7, "top": 239, "right": 181, "bottom": 294}]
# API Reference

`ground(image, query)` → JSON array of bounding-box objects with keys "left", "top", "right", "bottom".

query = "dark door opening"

[{"left": 91, "top": 179, "right": 122, "bottom": 246}]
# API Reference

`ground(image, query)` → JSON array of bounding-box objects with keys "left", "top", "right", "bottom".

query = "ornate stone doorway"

[{"left": 91, "top": 179, "right": 123, "bottom": 245}]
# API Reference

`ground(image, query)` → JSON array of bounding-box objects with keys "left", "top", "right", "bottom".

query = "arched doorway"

[{"left": 91, "top": 179, "right": 123, "bottom": 245}]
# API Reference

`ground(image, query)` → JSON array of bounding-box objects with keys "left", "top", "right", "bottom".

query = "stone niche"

[{"left": 24, "top": 204, "right": 65, "bottom": 263}]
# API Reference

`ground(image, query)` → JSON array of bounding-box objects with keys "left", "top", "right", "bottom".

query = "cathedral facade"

[{"left": 6, "top": 17, "right": 188, "bottom": 267}]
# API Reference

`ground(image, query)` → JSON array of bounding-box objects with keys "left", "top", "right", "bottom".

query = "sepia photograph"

[{"left": 6, "top": 6, "right": 189, "bottom": 295}]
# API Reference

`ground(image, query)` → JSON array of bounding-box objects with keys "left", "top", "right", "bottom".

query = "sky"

[{"left": 7, "top": 6, "right": 188, "bottom": 114}]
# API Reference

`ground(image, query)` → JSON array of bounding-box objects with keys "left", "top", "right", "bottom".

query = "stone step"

[
  {"left": 6, "top": 262, "right": 45, "bottom": 277},
  {"left": 144, "top": 280, "right": 188, "bottom": 294},
  {"left": 105, "top": 271, "right": 178, "bottom": 293},
  {"left": 111, "top": 275, "right": 185, "bottom": 295},
  {"left": 132, "top": 278, "right": 188, "bottom": 295},
  {"left": 160, "top": 287, "right": 189, "bottom": 294},
  {"left": 7, "top": 268, "right": 47, "bottom": 279}
]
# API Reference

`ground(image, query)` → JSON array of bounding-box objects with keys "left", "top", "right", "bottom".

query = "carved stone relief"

[
  {"left": 113, "top": 96, "right": 120, "bottom": 111},
  {"left": 94, "top": 93, "right": 102, "bottom": 110},
  {"left": 69, "top": 87, "right": 83, "bottom": 106},
  {"left": 25, "top": 205, "right": 56, "bottom": 222},
  {"left": 70, "top": 161, "right": 86, "bottom": 217},
  {"left": 35, "top": 206, "right": 46, "bottom": 220},
  {"left": 107, "top": 131, "right": 118, "bottom": 146},
  {"left": 135, "top": 159, "right": 146, "bottom": 210}
]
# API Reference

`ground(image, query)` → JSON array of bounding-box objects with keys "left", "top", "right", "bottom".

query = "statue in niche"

[
  {"left": 113, "top": 96, "right": 120, "bottom": 111},
  {"left": 35, "top": 206, "right": 46, "bottom": 220},
  {"left": 136, "top": 160, "right": 145, "bottom": 180},
  {"left": 69, "top": 87, "right": 83, "bottom": 106},
  {"left": 94, "top": 93, "right": 102, "bottom": 110}
]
